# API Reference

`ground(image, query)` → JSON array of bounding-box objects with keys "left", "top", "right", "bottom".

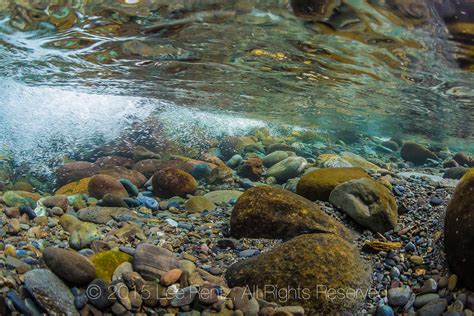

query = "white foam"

[
  {"left": 0, "top": 78, "right": 156, "bottom": 171},
  {"left": 0, "top": 79, "right": 270, "bottom": 174}
]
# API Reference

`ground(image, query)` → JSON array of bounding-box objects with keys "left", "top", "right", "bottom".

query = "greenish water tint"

[{"left": 0, "top": 0, "right": 473, "bottom": 168}]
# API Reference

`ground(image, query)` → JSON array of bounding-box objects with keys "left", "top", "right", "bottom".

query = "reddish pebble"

[{"left": 160, "top": 268, "right": 183, "bottom": 286}]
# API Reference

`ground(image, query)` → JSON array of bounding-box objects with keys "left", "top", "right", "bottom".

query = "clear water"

[{"left": 0, "top": 0, "right": 473, "bottom": 171}]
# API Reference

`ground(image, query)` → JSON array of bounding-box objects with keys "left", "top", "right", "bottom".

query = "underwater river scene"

[{"left": 1, "top": 0, "right": 474, "bottom": 315}]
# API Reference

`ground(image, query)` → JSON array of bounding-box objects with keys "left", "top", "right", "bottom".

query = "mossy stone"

[
  {"left": 226, "top": 233, "right": 371, "bottom": 314},
  {"left": 55, "top": 177, "right": 91, "bottom": 196},
  {"left": 90, "top": 250, "right": 133, "bottom": 282},
  {"left": 230, "top": 186, "right": 351, "bottom": 240}
]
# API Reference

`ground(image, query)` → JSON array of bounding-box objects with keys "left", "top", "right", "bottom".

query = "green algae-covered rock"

[
  {"left": 297, "top": 167, "right": 369, "bottom": 202},
  {"left": 3, "top": 190, "right": 36, "bottom": 208},
  {"left": 59, "top": 214, "right": 102, "bottom": 250},
  {"left": 230, "top": 186, "right": 351, "bottom": 240},
  {"left": 445, "top": 168, "right": 474, "bottom": 289},
  {"left": 225, "top": 233, "right": 371, "bottom": 314},
  {"left": 90, "top": 249, "right": 133, "bottom": 282}
]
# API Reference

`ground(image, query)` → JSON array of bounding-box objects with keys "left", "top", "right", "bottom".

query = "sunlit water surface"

[{"left": 0, "top": 0, "right": 473, "bottom": 172}]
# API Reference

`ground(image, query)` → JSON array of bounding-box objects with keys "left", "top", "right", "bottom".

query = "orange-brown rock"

[
  {"left": 152, "top": 167, "right": 197, "bottom": 198},
  {"left": 88, "top": 175, "right": 128, "bottom": 199},
  {"left": 237, "top": 157, "right": 263, "bottom": 181}
]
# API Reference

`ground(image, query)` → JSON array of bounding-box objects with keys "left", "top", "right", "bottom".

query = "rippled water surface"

[{"left": 0, "top": 0, "right": 473, "bottom": 167}]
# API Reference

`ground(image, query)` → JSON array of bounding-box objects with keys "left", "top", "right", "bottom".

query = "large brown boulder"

[
  {"left": 296, "top": 167, "right": 369, "bottom": 202},
  {"left": 230, "top": 186, "right": 351, "bottom": 240},
  {"left": 226, "top": 233, "right": 371, "bottom": 314},
  {"left": 400, "top": 142, "right": 437, "bottom": 165},
  {"left": 56, "top": 161, "right": 99, "bottom": 186},
  {"left": 152, "top": 167, "right": 197, "bottom": 198},
  {"left": 445, "top": 168, "right": 474, "bottom": 289},
  {"left": 88, "top": 174, "right": 128, "bottom": 199},
  {"left": 329, "top": 178, "right": 398, "bottom": 233}
]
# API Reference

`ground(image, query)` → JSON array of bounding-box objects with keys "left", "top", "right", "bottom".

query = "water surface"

[{"left": 0, "top": 0, "right": 473, "bottom": 169}]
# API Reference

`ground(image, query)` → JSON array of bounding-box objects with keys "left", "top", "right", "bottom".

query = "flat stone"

[
  {"left": 417, "top": 298, "right": 448, "bottom": 316},
  {"left": 77, "top": 206, "right": 136, "bottom": 224},
  {"left": 24, "top": 269, "right": 77, "bottom": 314},
  {"left": 184, "top": 196, "right": 216, "bottom": 213},
  {"left": 414, "top": 294, "right": 440, "bottom": 308},
  {"left": 133, "top": 243, "right": 179, "bottom": 280},
  {"left": 203, "top": 190, "right": 243, "bottom": 205}
]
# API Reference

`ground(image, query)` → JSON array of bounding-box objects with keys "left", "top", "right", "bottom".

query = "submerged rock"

[
  {"left": 42, "top": 195, "right": 68, "bottom": 211},
  {"left": 184, "top": 196, "right": 216, "bottom": 213},
  {"left": 133, "top": 243, "right": 179, "bottom": 280},
  {"left": 400, "top": 142, "right": 437, "bottom": 165},
  {"left": 225, "top": 233, "right": 371, "bottom": 314},
  {"left": 90, "top": 250, "right": 132, "bottom": 282},
  {"left": 24, "top": 269, "right": 77, "bottom": 314},
  {"left": 98, "top": 166, "right": 146, "bottom": 188},
  {"left": 132, "top": 159, "right": 190, "bottom": 178},
  {"left": 266, "top": 156, "right": 307, "bottom": 183},
  {"left": 262, "top": 150, "right": 288, "bottom": 167},
  {"left": 42, "top": 247, "right": 96, "bottom": 285},
  {"left": 453, "top": 152, "right": 473, "bottom": 167},
  {"left": 329, "top": 178, "right": 398, "bottom": 233},
  {"left": 237, "top": 157, "right": 263, "bottom": 181},
  {"left": 230, "top": 186, "right": 351, "bottom": 240},
  {"left": 219, "top": 136, "right": 263, "bottom": 159},
  {"left": 88, "top": 174, "right": 129, "bottom": 199},
  {"left": 443, "top": 166, "right": 468, "bottom": 179},
  {"left": 2, "top": 191, "right": 36, "bottom": 208},
  {"left": 59, "top": 214, "right": 102, "bottom": 250},
  {"left": 297, "top": 167, "right": 369, "bottom": 202},
  {"left": 56, "top": 161, "right": 99, "bottom": 186},
  {"left": 203, "top": 190, "right": 243, "bottom": 205},
  {"left": 444, "top": 168, "right": 474, "bottom": 289},
  {"left": 94, "top": 156, "right": 134, "bottom": 169},
  {"left": 152, "top": 167, "right": 197, "bottom": 198},
  {"left": 55, "top": 177, "right": 91, "bottom": 196},
  {"left": 77, "top": 206, "right": 136, "bottom": 224}
]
